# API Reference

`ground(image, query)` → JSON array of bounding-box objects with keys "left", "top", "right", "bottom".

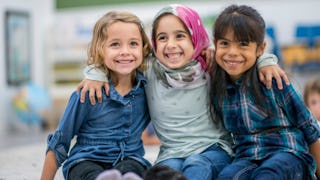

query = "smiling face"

[
  {"left": 214, "top": 29, "right": 265, "bottom": 81},
  {"left": 307, "top": 92, "right": 320, "bottom": 120},
  {"left": 103, "top": 21, "right": 143, "bottom": 79},
  {"left": 154, "top": 14, "right": 194, "bottom": 69}
]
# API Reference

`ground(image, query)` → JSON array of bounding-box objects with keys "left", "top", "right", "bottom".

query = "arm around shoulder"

[
  {"left": 257, "top": 53, "right": 289, "bottom": 89},
  {"left": 78, "top": 65, "right": 110, "bottom": 104}
]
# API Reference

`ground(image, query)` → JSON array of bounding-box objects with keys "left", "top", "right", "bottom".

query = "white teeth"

[
  {"left": 115, "top": 60, "right": 133, "bottom": 64},
  {"left": 166, "top": 53, "right": 180, "bottom": 59},
  {"left": 225, "top": 61, "right": 241, "bottom": 65},
  {"left": 227, "top": 61, "right": 239, "bottom": 65}
]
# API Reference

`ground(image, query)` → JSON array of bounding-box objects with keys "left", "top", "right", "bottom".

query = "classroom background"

[{"left": 0, "top": 0, "right": 319, "bottom": 179}]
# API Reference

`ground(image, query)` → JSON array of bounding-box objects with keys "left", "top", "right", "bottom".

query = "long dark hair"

[{"left": 209, "top": 5, "right": 268, "bottom": 123}]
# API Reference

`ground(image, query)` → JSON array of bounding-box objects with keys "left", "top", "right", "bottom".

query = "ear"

[{"left": 257, "top": 41, "right": 266, "bottom": 57}]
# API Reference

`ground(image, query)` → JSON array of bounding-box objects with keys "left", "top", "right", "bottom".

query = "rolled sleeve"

[
  {"left": 299, "top": 118, "right": 320, "bottom": 145},
  {"left": 83, "top": 65, "right": 108, "bottom": 82},
  {"left": 257, "top": 53, "right": 278, "bottom": 68},
  {"left": 46, "top": 131, "right": 69, "bottom": 167},
  {"left": 280, "top": 83, "right": 320, "bottom": 145}
]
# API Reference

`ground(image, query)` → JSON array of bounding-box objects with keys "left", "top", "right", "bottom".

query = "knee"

[
  {"left": 252, "top": 164, "right": 305, "bottom": 180},
  {"left": 157, "top": 159, "right": 183, "bottom": 171},
  {"left": 251, "top": 168, "right": 279, "bottom": 180},
  {"left": 183, "top": 154, "right": 210, "bottom": 168}
]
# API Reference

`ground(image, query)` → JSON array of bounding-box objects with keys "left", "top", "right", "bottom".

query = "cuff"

[
  {"left": 83, "top": 65, "right": 108, "bottom": 82},
  {"left": 46, "top": 131, "right": 68, "bottom": 167},
  {"left": 257, "top": 53, "right": 278, "bottom": 68}
]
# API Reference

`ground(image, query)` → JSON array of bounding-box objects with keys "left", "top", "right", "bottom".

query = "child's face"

[
  {"left": 307, "top": 92, "right": 320, "bottom": 120},
  {"left": 154, "top": 14, "right": 194, "bottom": 69},
  {"left": 103, "top": 22, "right": 143, "bottom": 78},
  {"left": 214, "top": 29, "right": 265, "bottom": 81}
]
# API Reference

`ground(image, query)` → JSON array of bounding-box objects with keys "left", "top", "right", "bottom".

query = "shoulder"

[
  {"left": 136, "top": 71, "right": 148, "bottom": 86},
  {"left": 271, "top": 78, "right": 295, "bottom": 94}
]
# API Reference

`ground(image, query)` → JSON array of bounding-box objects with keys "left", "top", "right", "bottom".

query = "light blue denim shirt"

[{"left": 46, "top": 72, "right": 151, "bottom": 178}]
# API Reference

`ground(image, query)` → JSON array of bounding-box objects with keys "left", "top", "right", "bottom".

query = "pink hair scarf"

[{"left": 152, "top": 4, "right": 210, "bottom": 70}]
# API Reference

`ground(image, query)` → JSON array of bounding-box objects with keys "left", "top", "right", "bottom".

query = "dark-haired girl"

[{"left": 210, "top": 4, "right": 320, "bottom": 180}]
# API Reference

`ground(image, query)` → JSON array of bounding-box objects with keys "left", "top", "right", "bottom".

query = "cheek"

[
  {"left": 155, "top": 43, "right": 162, "bottom": 54},
  {"left": 214, "top": 50, "right": 222, "bottom": 61}
]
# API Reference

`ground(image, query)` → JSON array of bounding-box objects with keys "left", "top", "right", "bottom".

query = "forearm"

[
  {"left": 41, "top": 150, "right": 58, "bottom": 180},
  {"left": 309, "top": 139, "right": 320, "bottom": 178}
]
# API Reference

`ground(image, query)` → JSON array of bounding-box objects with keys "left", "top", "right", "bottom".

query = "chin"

[{"left": 166, "top": 62, "right": 184, "bottom": 69}]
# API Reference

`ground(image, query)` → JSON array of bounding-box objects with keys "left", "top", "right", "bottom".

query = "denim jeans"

[
  {"left": 217, "top": 152, "right": 306, "bottom": 180},
  {"left": 157, "top": 143, "right": 231, "bottom": 180}
]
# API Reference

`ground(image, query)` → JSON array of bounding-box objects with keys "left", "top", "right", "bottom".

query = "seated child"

[{"left": 304, "top": 78, "right": 320, "bottom": 122}]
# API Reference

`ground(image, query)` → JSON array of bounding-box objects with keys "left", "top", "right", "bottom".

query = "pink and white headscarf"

[{"left": 152, "top": 4, "right": 210, "bottom": 70}]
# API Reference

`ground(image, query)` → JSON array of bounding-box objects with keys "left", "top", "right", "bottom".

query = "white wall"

[
  {"left": 0, "top": 0, "right": 54, "bottom": 132},
  {"left": 53, "top": 0, "right": 320, "bottom": 46}
]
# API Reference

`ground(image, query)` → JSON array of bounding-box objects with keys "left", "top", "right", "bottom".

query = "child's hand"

[
  {"left": 201, "top": 46, "right": 215, "bottom": 70},
  {"left": 77, "top": 79, "right": 109, "bottom": 105},
  {"left": 258, "top": 65, "right": 290, "bottom": 90}
]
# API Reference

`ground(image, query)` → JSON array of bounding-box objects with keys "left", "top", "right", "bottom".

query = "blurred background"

[{"left": 0, "top": 0, "right": 319, "bottom": 178}]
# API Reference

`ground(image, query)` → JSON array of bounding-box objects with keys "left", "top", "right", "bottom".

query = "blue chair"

[
  {"left": 295, "top": 25, "right": 320, "bottom": 47},
  {"left": 294, "top": 25, "right": 320, "bottom": 71},
  {"left": 266, "top": 26, "right": 282, "bottom": 64}
]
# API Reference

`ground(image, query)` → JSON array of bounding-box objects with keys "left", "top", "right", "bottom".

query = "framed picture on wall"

[{"left": 5, "top": 10, "right": 31, "bottom": 86}]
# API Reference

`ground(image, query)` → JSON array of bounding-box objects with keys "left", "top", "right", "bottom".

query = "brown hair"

[{"left": 303, "top": 78, "right": 320, "bottom": 106}]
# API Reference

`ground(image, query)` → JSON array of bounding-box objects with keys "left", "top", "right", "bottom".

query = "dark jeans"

[
  {"left": 68, "top": 158, "right": 146, "bottom": 180},
  {"left": 217, "top": 152, "right": 306, "bottom": 180}
]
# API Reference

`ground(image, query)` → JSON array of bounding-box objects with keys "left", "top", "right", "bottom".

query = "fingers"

[
  {"left": 104, "top": 83, "right": 110, "bottom": 96},
  {"left": 274, "top": 72, "right": 283, "bottom": 90},
  {"left": 264, "top": 72, "right": 273, "bottom": 89},
  {"left": 78, "top": 79, "right": 106, "bottom": 104},
  {"left": 258, "top": 65, "right": 291, "bottom": 90},
  {"left": 80, "top": 84, "right": 88, "bottom": 103},
  {"left": 258, "top": 71, "right": 266, "bottom": 86},
  {"left": 96, "top": 88, "right": 103, "bottom": 103},
  {"left": 89, "top": 88, "right": 97, "bottom": 105},
  {"left": 279, "top": 69, "right": 290, "bottom": 86},
  {"left": 77, "top": 80, "right": 84, "bottom": 92}
]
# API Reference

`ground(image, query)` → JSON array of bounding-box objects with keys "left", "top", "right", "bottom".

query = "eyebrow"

[{"left": 156, "top": 30, "right": 188, "bottom": 38}]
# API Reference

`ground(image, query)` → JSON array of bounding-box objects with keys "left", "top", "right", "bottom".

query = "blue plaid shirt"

[{"left": 219, "top": 78, "right": 320, "bottom": 176}]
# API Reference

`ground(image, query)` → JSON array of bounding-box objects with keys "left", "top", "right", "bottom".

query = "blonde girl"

[{"left": 41, "top": 11, "right": 152, "bottom": 180}]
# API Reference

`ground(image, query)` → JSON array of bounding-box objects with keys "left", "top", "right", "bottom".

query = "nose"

[
  {"left": 119, "top": 45, "right": 130, "bottom": 56},
  {"left": 227, "top": 44, "right": 239, "bottom": 57},
  {"left": 167, "top": 37, "right": 177, "bottom": 48}
]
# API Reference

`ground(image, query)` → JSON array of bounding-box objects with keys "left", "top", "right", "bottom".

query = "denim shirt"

[{"left": 46, "top": 72, "right": 151, "bottom": 178}]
